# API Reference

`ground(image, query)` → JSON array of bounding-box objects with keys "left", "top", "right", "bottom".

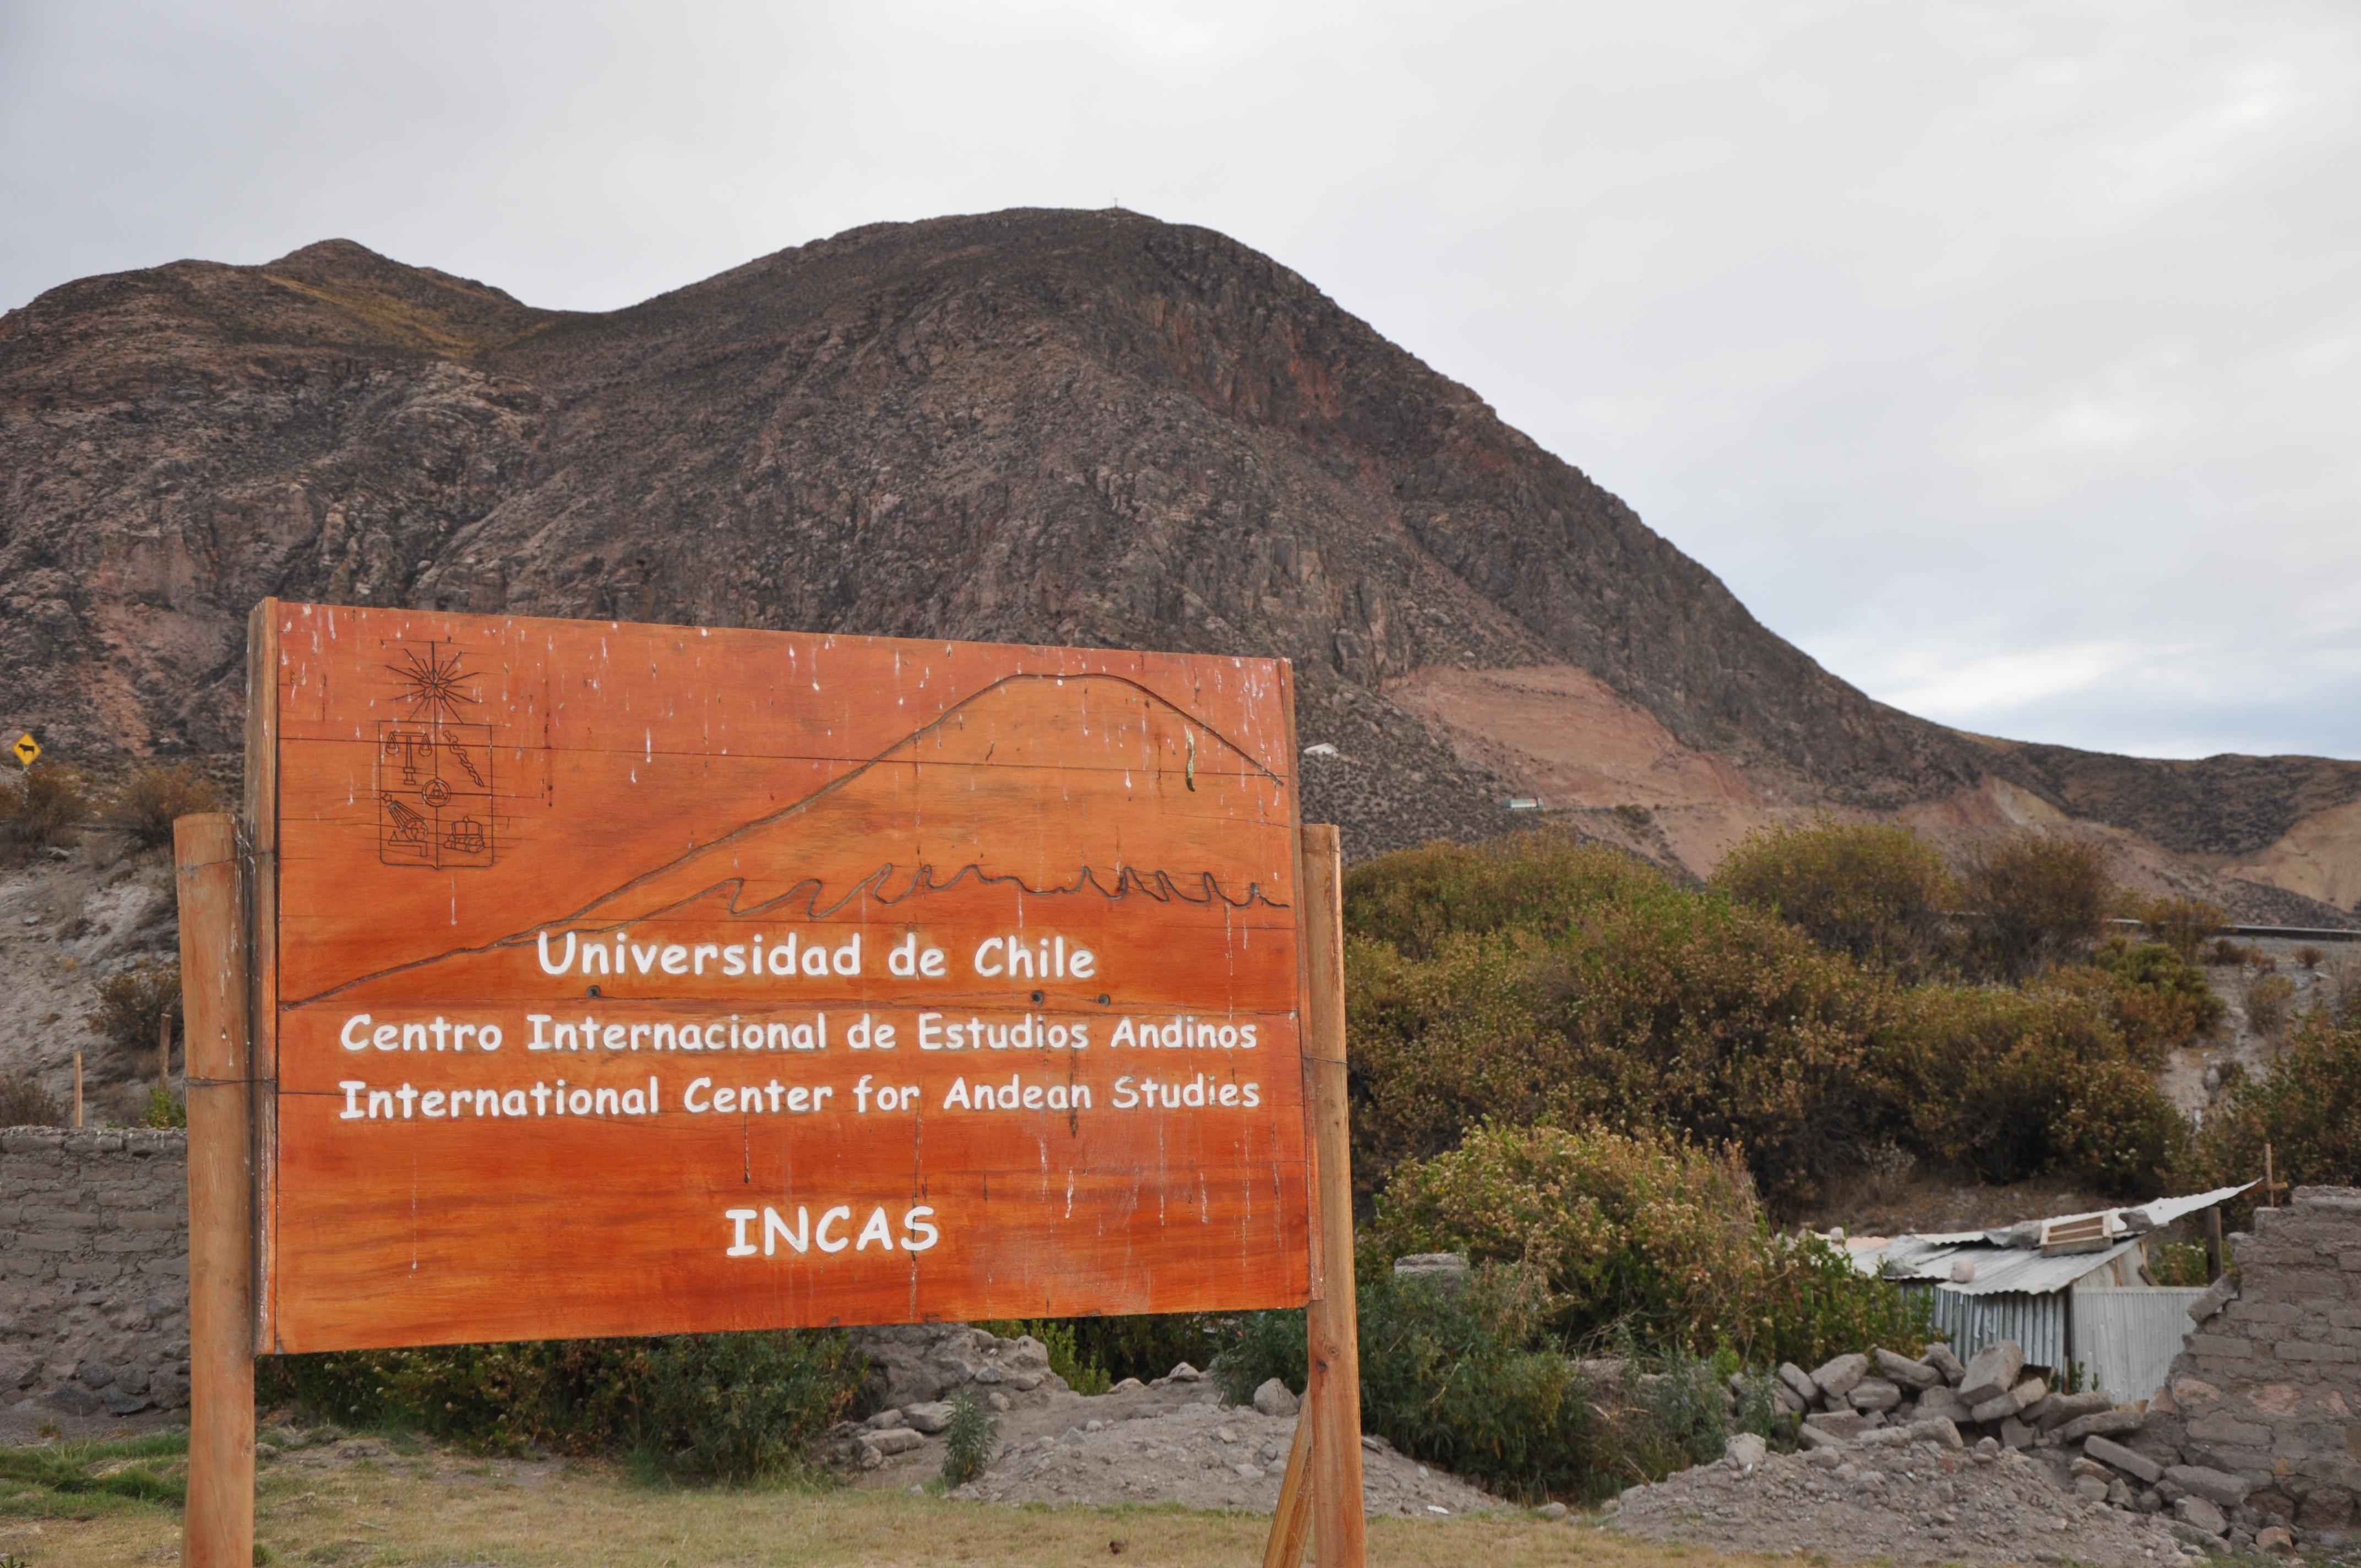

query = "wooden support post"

[
  {"left": 1260, "top": 1396, "right": 1316, "bottom": 1568},
  {"left": 1301, "top": 824, "right": 1366, "bottom": 1568},
  {"left": 176, "top": 812, "right": 254, "bottom": 1568},
  {"left": 2203, "top": 1206, "right": 2224, "bottom": 1283},
  {"left": 159, "top": 1009, "right": 173, "bottom": 1095}
]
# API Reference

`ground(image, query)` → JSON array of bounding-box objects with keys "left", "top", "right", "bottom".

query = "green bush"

[
  {"left": 2186, "top": 1014, "right": 2361, "bottom": 1223},
  {"left": 940, "top": 1390, "right": 997, "bottom": 1487},
  {"left": 1346, "top": 842, "right": 1880, "bottom": 1212},
  {"left": 106, "top": 763, "right": 219, "bottom": 850},
  {"left": 1371, "top": 1123, "right": 1769, "bottom": 1352},
  {"left": 1214, "top": 1265, "right": 1793, "bottom": 1504},
  {"left": 1369, "top": 1122, "right": 1925, "bottom": 1367},
  {"left": 1714, "top": 821, "right": 1957, "bottom": 977},
  {"left": 1961, "top": 836, "right": 2112, "bottom": 979},
  {"left": 1215, "top": 1264, "right": 1601, "bottom": 1501},
  {"left": 2082, "top": 938, "right": 2226, "bottom": 1052},
  {"left": 139, "top": 1086, "right": 187, "bottom": 1130},
  {"left": 262, "top": 1330, "right": 864, "bottom": 1479},
  {"left": 2151, "top": 1240, "right": 2212, "bottom": 1287}
]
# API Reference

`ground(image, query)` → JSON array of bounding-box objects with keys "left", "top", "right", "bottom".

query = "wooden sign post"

[{"left": 177, "top": 600, "right": 1363, "bottom": 1565}]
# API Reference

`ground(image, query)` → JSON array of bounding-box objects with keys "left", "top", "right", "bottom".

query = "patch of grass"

[
  {"left": 25, "top": 1440, "right": 1796, "bottom": 1568},
  {"left": 0, "top": 1431, "right": 188, "bottom": 1517}
]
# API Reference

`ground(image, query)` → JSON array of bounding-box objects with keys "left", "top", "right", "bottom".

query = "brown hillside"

[{"left": 2, "top": 209, "right": 2352, "bottom": 916}]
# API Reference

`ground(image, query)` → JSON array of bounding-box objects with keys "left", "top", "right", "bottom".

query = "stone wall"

[
  {"left": 2145, "top": 1185, "right": 2361, "bottom": 1547},
  {"left": 0, "top": 1128, "right": 189, "bottom": 1419}
]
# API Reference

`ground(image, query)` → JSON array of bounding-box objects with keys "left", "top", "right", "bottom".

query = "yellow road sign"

[{"left": 10, "top": 733, "right": 38, "bottom": 767}]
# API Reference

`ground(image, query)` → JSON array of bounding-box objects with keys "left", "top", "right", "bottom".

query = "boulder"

[
  {"left": 1725, "top": 1432, "right": 1768, "bottom": 1473},
  {"left": 1848, "top": 1377, "right": 1903, "bottom": 1413},
  {"left": 2187, "top": 1276, "right": 2237, "bottom": 1324},
  {"left": 902, "top": 1401, "right": 956, "bottom": 1434},
  {"left": 1776, "top": 1362, "right": 1820, "bottom": 1405},
  {"left": 1253, "top": 1378, "right": 1300, "bottom": 1418},
  {"left": 1922, "top": 1342, "right": 1966, "bottom": 1385},
  {"left": 2165, "top": 1466, "right": 2253, "bottom": 1507},
  {"left": 1810, "top": 1353, "right": 1870, "bottom": 1401},
  {"left": 1908, "top": 1416, "right": 1964, "bottom": 1450},
  {"left": 2085, "top": 1435, "right": 2163, "bottom": 1485},
  {"left": 1957, "top": 1340, "right": 2025, "bottom": 1407},
  {"left": 2038, "top": 1391, "right": 2115, "bottom": 1431},
  {"left": 2174, "top": 1495, "right": 2229, "bottom": 1536},
  {"left": 1873, "top": 1348, "right": 1940, "bottom": 1390},
  {"left": 2055, "top": 1407, "right": 2144, "bottom": 1444},
  {"left": 1971, "top": 1375, "right": 2047, "bottom": 1424},
  {"left": 1803, "top": 1409, "right": 1867, "bottom": 1439},
  {"left": 1914, "top": 1385, "right": 1971, "bottom": 1422},
  {"left": 1999, "top": 1417, "right": 2032, "bottom": 1450},
  {"left": 1797, "top": 1423, "right": 1848, "bottom": 1451},
  {"left": 863, "top": 1426, "right": 926, "bottom": 1456}
]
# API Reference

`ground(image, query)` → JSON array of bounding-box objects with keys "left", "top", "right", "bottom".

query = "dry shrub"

[
  {"left": 2186, "top": 1014, "right": 2361, "bottom": 1223},
  {"left": 1346, "top": 846, "right": 1878, "bottom": 1213},
  {"left": 1962, "top": 836, "right": 2112, "bottom": 979},
  {"left": 1713, "top": 820, "right": 1956, "bottom": 977},
  {"left": 2295, "top": 944, "right": 2326, "bottom": 971},
  {"left": 2209, "top": 937, "right": 2254, "bottom": 967},
  {"left": 107, "top": 763, "right": 219, "bottom": 849},
  {"left": 0, "top": 766, "right": 86, "bottom": 862},
  {"left": 2132, "top": 896, "right": 2224, "bottom": 960},
  {"left": 0, "top": 1074, "right": 65, "bottom": 1128},
  {"left": 2246, "top": 973, "right": 2297, "bottom": 1041},
  {"left": 1873, "top": 982, "right": 2184, "bottom": 1194},
  {"left": 2081, "top": 937, "right": 2227, "bottom": 1050},
  {"left": 89, "top": 962, "right": 181, "bottom": 1054}
]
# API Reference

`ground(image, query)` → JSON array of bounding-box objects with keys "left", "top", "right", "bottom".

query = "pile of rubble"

[
  {"left": 824, "top": 1323, "right": 1502, "bottom": 1517},
  {"left": 1753, "top": 1335, "right": 2294, "bottom": 1555},
  {"left": 1611, "top": 1423, "right": 2189, "bottom": 1567}
]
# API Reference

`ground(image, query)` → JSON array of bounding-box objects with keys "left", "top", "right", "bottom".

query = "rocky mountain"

[{"left": 3, "top": 208, "right": 2354, "bottom": 921}]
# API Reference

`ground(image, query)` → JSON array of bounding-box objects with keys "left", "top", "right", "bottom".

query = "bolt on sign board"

[{"left": 248, "top": 602, "right": 1313, "bottom": 1352}]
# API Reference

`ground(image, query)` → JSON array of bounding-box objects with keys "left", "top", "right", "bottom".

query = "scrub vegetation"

[{"left": 247, "top": 820, "right": 2360, "bottom": 1507}]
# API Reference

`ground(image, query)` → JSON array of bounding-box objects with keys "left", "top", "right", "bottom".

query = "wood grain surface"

[{"left": 255, "top": 602, "right": 1309, "bottom": 1352}]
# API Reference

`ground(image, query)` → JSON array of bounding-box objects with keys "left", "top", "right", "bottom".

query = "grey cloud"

[{"left": 3, "top": 1, "right": 2354, "bottom": 760}]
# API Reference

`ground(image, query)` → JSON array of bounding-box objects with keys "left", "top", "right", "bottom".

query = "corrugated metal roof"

[
  {"left": 1849, "top": 1183, "right": 2256, "bottom": 1298},
  {"left": 1865, "top": 1234, "right": 2147, "bottom": 1295}
]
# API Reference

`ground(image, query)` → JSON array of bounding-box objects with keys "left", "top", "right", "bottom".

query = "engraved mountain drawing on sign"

[{"left": 306, "top": 671, "right": 1290, "bottom": 1009}]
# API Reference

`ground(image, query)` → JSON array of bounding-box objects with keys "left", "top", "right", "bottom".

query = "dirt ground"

[{"left": 0, "top": 1426, "right": 1733, "bottom": 1568}]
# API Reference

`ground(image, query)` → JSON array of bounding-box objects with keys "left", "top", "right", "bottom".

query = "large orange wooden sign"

[{"left": 247, "top": 602, "right": 1312, "bottom": 1352}]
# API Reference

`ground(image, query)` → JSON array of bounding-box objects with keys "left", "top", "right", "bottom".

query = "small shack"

[{"left": 1850, "top": 1183, "right": 2253, "bottom": 1404}]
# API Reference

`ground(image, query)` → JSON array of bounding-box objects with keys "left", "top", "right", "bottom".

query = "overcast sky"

[{"left": 4, "top": 2, "right": 2356, "bottom": 761}]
